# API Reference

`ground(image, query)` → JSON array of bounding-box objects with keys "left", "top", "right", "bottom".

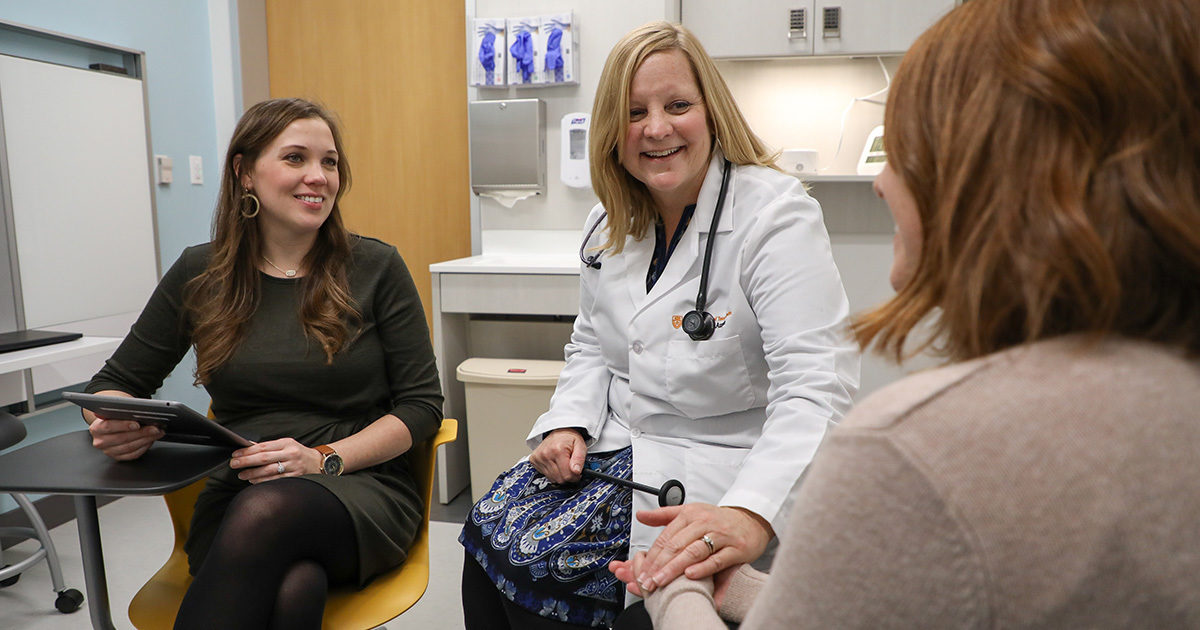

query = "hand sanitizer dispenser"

[{"left": 560, "top": 112, "right": 590, "bottom": 188}]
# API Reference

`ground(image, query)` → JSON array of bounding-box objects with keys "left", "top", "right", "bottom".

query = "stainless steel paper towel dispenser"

[{"left": 469, "top": 99, "right": 546, "bottom": 194}]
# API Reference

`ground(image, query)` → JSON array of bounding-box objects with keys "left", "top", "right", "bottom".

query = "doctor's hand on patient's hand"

[
  {"left": 619, "top": 503, "right": 772, "bottom": 595},
  {"left": 88, "top": 418, "right": 163, "bottom": 461},
  {"left": 530, "top": 428, "right": 586, "bottom": 484},
  {"left": 612, "top": 550, "right": 735, "bottom": 606},
  {"left": 230, "top": 437, "right": 320, "bottom": 484}
]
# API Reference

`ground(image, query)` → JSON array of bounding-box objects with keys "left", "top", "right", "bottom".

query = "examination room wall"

[{"left": 0, "top": 0, "right": 234, "bottom": 516}]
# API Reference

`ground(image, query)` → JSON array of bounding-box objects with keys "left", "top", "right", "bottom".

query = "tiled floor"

[{"left": 0, "top": 490, "right": 474, "bottom": 629}]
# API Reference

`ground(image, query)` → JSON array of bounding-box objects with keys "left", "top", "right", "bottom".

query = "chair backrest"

[
  {"left": 128, "top": 418, "right": 457, "bottom": 630},
  {"left": 0, "top": 411, "right": 27, "bottom": 450}
]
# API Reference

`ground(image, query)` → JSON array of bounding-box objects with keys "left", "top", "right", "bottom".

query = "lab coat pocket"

[
  {"left": 683, "top": 442, "right": 748, "bottom": 506},
  {"left": 664, "top": 335, "right": 755, "bottom": 418}
]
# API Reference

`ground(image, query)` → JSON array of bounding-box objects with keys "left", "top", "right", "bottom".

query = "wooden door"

[{"left": 265, "top": 0, "right": 471, "bottom": 328}]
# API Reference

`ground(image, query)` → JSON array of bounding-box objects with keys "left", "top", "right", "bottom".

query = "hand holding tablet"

[{"left": 64, "top": 392, "right": 254, "bottom": 449}]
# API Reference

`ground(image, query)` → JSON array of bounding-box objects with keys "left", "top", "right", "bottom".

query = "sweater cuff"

[
  {"left": 646, "top": 575, "right": 716, "bottom": 628},
  {"left": 717, "top": 564, "right": 769, "bottom": 623}
]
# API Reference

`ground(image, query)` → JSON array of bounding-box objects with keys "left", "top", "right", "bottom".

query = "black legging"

[
  {"left": 173, "top": 478, "right": 358, "bottom": 630},
  {"left": 462, "top": 551, "right": 597, "bottom": 630}
]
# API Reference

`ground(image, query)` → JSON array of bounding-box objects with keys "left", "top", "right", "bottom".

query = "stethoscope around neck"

[{"left": 579, "top": 159, "right": 732, "bottom": 342}]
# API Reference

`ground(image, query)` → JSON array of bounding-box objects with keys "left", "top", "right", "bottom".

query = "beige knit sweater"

[{"left": 647, "top": 336, "right": 1200, "bottom": 629}]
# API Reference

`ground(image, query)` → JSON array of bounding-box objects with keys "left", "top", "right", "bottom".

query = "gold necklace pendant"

[{"left": 263, "top": 256, "right": 298, "bottom": 278}]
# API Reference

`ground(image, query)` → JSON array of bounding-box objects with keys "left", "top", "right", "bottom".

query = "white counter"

[{"left": 429, "top": 253, "right": 580, "bottom": 276}]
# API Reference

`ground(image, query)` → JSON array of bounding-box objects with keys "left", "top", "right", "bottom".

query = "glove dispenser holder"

[{"left": 469, "top": 99, "right": 546, "bottom": 196}]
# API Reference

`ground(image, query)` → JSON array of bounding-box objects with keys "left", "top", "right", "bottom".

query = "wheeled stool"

[{"left": 0, "top": 411, "right": 84, "bottom": 613}]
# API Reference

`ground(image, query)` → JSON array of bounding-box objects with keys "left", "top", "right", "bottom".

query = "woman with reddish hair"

[{"left": 614, "top": 0, "right": 1200, "bottom": 626}]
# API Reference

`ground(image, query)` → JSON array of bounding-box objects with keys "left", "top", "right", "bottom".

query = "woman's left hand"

[
  {"left": 629, "top": 503, "right": 773, "bottom": 594},
  {"left": 229, "top": 438, "right": 322, "bottom": 483}
]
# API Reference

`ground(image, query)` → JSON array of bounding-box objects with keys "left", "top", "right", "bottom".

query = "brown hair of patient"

[
  {"left": 185, "top": 98, "right": 359, "bottom": 385},
  {"left": 588, "top": 21, "right": 777, "bottom": 254},
  {"left": 853, "top": 0, "right": 1200, "bottom": 362}
]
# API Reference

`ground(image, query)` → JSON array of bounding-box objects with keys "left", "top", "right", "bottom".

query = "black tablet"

[{"left": 63, "top": 392, "right": 254, "bottom": 449}]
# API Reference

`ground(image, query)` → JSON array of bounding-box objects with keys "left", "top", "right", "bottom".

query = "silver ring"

[
  {"left": 701, "top": 534, "right": 715, "bottom": 555},
  {"left": 276, "top": 461, "right": 285, "bottom": 475}
]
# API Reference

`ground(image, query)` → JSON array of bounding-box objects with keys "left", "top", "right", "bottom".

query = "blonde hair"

[
  {"left": 853, "top": 0, "right": 1200, "bottom": 361},
  {"left": 589, "top": 21, "right": 777, "bottom": 253}
]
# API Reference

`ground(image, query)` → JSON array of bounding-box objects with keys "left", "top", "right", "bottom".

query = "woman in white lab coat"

[{"left": 459, "top": 21, "right": 858, "bottom": 629}]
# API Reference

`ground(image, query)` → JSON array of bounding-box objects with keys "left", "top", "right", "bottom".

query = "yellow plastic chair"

[{"left": 128, "top": 418, "right": 458, "bottom": 629}]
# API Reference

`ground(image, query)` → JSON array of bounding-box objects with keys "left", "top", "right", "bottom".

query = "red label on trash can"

[{"left": 507, "top": 368, "right": 527, "bottom": 373}]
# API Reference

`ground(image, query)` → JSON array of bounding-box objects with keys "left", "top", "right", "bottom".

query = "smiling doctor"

[{"left": 460, "top": 22, "right": 859, "bottom": 629}]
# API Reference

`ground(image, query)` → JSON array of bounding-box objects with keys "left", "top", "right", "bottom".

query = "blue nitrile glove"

[
  {"left": 510, "top": 30, "right": 534, "bottom": 82},
  {"left": 479, "top": 31, "right": 496, "bottom": 85},
  {"left": 545, "top": 28, "right": 564, "bottom": 82}
]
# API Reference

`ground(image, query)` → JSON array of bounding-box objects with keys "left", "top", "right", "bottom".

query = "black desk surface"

[{"left": 0, "top": 430, "right": 230, "bottom": 495}]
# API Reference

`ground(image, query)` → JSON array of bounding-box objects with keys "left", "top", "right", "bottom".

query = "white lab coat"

[{"left": 528, "top": 152, "right": 860, "bottom": 557}]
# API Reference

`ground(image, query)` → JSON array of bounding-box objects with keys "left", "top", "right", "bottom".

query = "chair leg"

[
  {"left": 0, "top": 493, "right": 85, "bottom": 613},
  {"left": 12, "top": 492, "right": 66, "bottom": 592}
]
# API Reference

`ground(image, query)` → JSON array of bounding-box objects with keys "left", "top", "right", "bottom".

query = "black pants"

[{"left": 461, "top": 551, "right": 596, "bottom": 630}]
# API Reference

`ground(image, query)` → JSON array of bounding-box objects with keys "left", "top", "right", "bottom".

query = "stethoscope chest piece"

[
  {"left": 658, "top": 479, "right": 686, "bottom": 507},
  {"left": 681, "top": 309, "right": 715, "bottom": 341}
]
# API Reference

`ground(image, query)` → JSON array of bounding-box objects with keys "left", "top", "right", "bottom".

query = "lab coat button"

[
  {"left": 630, "top": 428, "right": 642, "bottom": 438},
  {"left": 631, "top": 341, "right": 644, "bottom": 354}
]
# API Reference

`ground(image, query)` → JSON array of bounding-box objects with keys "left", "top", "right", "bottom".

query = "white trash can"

[{"left": 457, "top": 358, "right": 564, "bottom": 502}]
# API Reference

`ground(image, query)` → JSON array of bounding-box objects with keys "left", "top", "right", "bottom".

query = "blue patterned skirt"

[{"left": 460, "top": 447, "right": 633, "bottom": 628}]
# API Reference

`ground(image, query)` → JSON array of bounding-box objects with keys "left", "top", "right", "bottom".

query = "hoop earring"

[{"left": 241, "top": 189, "right": 260, "bottom": 218}]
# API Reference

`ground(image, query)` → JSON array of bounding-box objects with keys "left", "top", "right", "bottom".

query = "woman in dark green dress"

[{"left": 81, "top": 98, "right": 442, "bottom": 629}]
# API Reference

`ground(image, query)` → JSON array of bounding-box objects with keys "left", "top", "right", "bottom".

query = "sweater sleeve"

[
  {"left": 374, "top": 247, "right": 444, "bottom": 444},
  {"left": 645, "top": 564, "right": 767, "bottom": 630},
  {"left": 739, "top": 430, "right": 989, "bottom": 629},
  {"left": 85, "top": 248, "right": 198, "bottom": 397},
  {"left": 645, "top": 573, "right": 724, "bottom": 630}
]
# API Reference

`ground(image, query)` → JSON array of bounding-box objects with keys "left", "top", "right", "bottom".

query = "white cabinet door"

[
  {"left": 681, "top": 0, "right": 956, "bottom": 59},
  {"left": 682, "top": 0, "right": 814, "bottom": 58},
  {"left": 813, "top": 0, "right": 956, "bottom": 56}
]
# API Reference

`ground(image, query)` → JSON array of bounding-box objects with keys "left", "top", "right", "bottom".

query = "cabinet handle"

[
  {"left": 788, "top": 7, "right": 808, "bottom": 40},
  {"left": 823, "top": 6, "right": 842, "bottom": 38}
]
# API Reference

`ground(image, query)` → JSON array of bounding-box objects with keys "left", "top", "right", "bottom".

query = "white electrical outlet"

[{"left": 189, "top": 155, "right": 203, "bottom": 185}]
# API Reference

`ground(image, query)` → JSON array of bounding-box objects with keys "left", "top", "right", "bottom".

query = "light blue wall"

[{"left": 0, "top": 0, "right": 227, "bottom": 513}]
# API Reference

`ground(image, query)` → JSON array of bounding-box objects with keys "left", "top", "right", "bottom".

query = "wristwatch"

[{"left": 315, "top": 444, "right": 344, "bottom": 476}]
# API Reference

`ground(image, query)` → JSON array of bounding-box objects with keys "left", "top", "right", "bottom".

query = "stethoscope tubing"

[
  {"left": 578, "top": 159, "right": 733, "bottom": 316},
  {"left": 581, "top": 468, "right": 687, "bottom": 507},
  {"left": 582, "top": 467, "right": 660, "bottom": 495}
]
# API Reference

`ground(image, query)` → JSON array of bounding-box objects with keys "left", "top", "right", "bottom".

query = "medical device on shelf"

[{"left": 857, "top": 125, "right": 887, "bottom": 176}]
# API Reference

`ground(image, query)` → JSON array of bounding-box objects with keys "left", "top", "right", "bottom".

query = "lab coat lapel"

[
  {"left": 622, "top": 232, "right": 655, "bottom": 309},
  {"left": 630, "top": 153, "right": 730, "bottom": 319}
]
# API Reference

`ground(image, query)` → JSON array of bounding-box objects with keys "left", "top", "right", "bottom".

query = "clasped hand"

[
  {"left": 529, "top": 427, "right": 586, "bottom": 483},
  {"left": 609, "top": 503, "right": 772, "bottom": 596}
]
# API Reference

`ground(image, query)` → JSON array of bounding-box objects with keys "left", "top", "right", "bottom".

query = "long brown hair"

[
  {"left": 854, "top": 0, "right": 1200, "bottom": 362},
  {"left": 184, "top": 98, "right": 359, "bottom": 385},
  {"left": 589, "top": 21, "right": 778, "bottom": 254}
]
